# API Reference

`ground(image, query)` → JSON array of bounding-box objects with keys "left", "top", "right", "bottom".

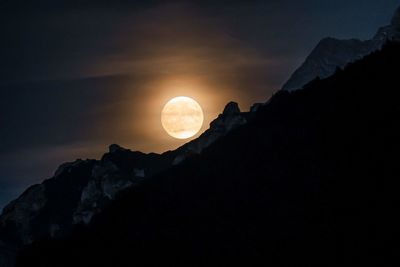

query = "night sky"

[{"left": 0, "top": 0, "right": 398, "bottom": 209}]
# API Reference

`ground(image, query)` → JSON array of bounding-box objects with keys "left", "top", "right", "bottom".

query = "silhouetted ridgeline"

[
  {"left": 14, "top": 42, "right": 400, "bottom": 266},
  {"left": 0, "top": 99, "right": 251, "bottom": 266},
  {"left": 282, "top": 6, "right": 400, "bottom": 91}
]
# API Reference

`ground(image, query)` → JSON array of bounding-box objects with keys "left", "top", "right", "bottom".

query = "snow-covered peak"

[
  {"left": 282, "top": 37, "right": 371, "bottom": 91},
  {"left": 282, "top": 6, "right": 400, "bottom": 92}
]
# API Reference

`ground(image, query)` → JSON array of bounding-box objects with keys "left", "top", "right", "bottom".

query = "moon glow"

[{"left": 161, "top": 96, "right": 204, "bottom": 139}]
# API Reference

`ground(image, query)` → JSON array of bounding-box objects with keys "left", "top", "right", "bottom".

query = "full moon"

[{"left": 161, "top": 96, "right": 204, "bottom": 139}]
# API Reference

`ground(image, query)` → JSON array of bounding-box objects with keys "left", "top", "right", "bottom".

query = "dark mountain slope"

[
  {"left": 0, "top": 100, "right": 248, "bottom": 264},
  {"left": 17, "top": 42, "right": 400, "bottom": 266}
]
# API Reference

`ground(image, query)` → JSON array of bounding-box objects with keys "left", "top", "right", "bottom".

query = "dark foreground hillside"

[{"left": 17, "top": 42, "right": 400, "bottom": 266}]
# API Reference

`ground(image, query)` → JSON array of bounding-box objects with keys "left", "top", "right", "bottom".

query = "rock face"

[
  {"left": 282, "top": 6, "right": 400, "bottom": 91},
  {"left": 72, "top": 147, "right": 171, "bottom": 226},
  {"left": 171, "top": 102, "right": 248, "bottom": 165},
  {"left": 282, "top": 38, "right": 372, "bottom": 91},
  {"left": 0, "top": 159, "right": 96, "bottom": 246},
  {"left": 0, "top": 101, "right": 252, "bottom": 264},
  {"left": 0, "top": 184, "right": 46, "bottom": 245},
  {"left": 0, "top": 148, "right": 172, "bottom": 250}
]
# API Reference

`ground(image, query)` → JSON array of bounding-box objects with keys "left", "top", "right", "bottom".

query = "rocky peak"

[
  {"left": 54, "top": 159, "right": 85, "bottom": 178},
  {"left": 282, "top": 37, "right": 372, "bottom": 91},
  {"left": 210, "top": 103, "right": 246, "bottom": 132},
  {"left": 172, "top": 102, "right": 248, "bottom": 165},
  {"left": 222, "top": 101, "right": 241, "bottom": 115},
  {"left": 109, "top": 144, "right": 125, "bottom": 153}
]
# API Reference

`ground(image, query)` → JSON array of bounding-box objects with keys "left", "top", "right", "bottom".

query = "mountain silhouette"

[
  {"left": 13, "top": 42, "right": 400, "bottom": 266},
  {"left": 0, "top": 99, "right": 250, "bottom": 266}
]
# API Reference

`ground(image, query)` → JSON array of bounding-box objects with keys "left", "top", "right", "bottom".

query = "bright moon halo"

[{"left": 161, "top": 96, "right": 204, "bottom": 139}]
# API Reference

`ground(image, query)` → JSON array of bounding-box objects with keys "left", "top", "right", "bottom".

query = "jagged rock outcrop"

[
  {"left": 0, "top": 184, "right": 46, "bottom": 244},
  {"left": 282, "top": 38, "right": 372, "bottom": 92},
  {"left": 282, "top": 6, "right": 400, "bottom": 91},
  {"left": 72, "top": 146, "right": 163, "bottom": 225},
  {"left": 171, "top": 102, "right": 248, "bottom": 165},
  {"left": 0, "top": 148, "right": 173, "bottom": 250},
  {"left": 0, "top": 159, "right": 96, "bottom": 246}
]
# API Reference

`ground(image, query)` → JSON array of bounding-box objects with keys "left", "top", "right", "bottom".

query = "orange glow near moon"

[{"left": 161, "top": 96, "right": 204, "bottom": 139}]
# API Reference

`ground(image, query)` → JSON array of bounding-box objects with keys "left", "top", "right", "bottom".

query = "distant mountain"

[
  {"left": 0, "top": 100, "right": 252, "bottom": 266},
  {"left": 15, "top": 42, "right": 400, "bottom": 266},
  {"left": 282, "top": 6, "right": 400, "bottom": 91}
]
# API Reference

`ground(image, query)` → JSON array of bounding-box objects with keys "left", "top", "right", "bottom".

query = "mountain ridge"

[
  {"left": 0, "top": 99, "right": 253, "bottom": 265},
  {"left": 281, "top": 6, "right": 400, "bottom": 91},
  {"left": 1, "top": 6, "right": 399, "bottom": 266},
  {"left": 16, "top": 41, "right": 400, "bottom": 266}
]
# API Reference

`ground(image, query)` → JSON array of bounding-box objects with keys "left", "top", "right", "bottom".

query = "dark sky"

[{"left": 0, "top": 0, "right": 399, "bottom": 209}]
